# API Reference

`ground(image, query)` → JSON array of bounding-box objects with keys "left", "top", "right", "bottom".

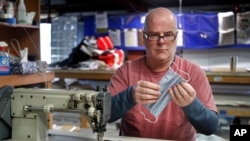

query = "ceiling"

[{"left": 41, "top": 0, "right": 250, "bottom": 14}]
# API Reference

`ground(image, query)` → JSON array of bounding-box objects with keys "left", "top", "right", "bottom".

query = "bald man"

[{"left": 107, "top": 7, "right": 218, "bottom": 141}]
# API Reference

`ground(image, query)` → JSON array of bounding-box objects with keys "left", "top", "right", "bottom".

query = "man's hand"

[
  {"left": 133, "top": 80, "right": 160, "bottom": 104},
  {"left": 169, "top": 82, "right": 196, "bottom": 107}
]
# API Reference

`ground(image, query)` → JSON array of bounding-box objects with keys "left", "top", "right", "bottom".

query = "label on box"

[
  {"left": 124, "top": 28, "right": 138, "bottom": 47},
  {"left": 0, "top": 56, "right": 10, "bottom": 75}
]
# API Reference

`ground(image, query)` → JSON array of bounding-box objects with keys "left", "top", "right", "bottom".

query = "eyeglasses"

[{"left": 143, "top": 31, "right": 178, "bottom": 42}]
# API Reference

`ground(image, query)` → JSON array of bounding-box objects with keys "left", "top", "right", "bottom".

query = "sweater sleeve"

[
  {"left": 182, "top": 97, "right": 219, "bottom": 135},
  {"left": 108, "top": 86, "right": 136, "bottom": 123}
]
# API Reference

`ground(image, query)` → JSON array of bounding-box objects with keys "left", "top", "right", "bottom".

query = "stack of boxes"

[
  {"left": 123, "top": 13, "right": 145, "bottom": 48},
  {"left": 217, "top": 11, "right": 235, "bottom": 46},
  {"left": 84, "top": 13, "right": 146, "bottom": 50},
  {"left": 108, "top": 14, "right": 125, "bottom": 47},
  {"left": 236, "top": 11, "right": 250, "bottom": 45},
  {"left": 176, "top": 11, "right": 235, "bottom": 49},
  {"left": 51, "top": 16, "right": 78, "bottom": 63},
  {"left": 49, "top": 10, "right": 250, "bottom": 65},
  {"left": 81, "top": 10, "right": 250, "bottom": 51},
  {"left": 108, "top": 13, "right": 146, "bottom": 49}
]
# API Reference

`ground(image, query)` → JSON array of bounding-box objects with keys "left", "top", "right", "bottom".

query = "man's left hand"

[{"left": 168, "top": 82, "right": 196, "bottom": 107}]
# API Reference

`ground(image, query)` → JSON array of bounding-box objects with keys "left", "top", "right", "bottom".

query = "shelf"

[
  {"left": 0, "top": 72, "right": 55, "bottom": 88},
  {"left": 0, "top": 22, "right": 39, "bottom": 29},
  {"left": 115, "top": 46, "right": 145, "bottom": 51},
  {"left": 178, "top": 44, "right": 250, "bottom": 50},
  {"left": 114, "top": 44, "right": 250, "bottom": 51}
]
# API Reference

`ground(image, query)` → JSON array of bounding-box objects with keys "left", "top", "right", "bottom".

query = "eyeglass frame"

[{"left": 143, "top": 31, "right": 178, "bottom": 42}]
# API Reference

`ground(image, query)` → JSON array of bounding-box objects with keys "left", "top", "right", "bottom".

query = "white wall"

[
  {"left": 40, "top": 23, "right": 52, "bottom": 64},
  {"left": 182, "top": 47, "right": 250, "bottom": 69}
]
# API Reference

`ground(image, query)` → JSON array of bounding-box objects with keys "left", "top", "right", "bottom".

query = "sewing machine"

[{"left": 0, "top": 86, "right": 111, "bottom": 141}]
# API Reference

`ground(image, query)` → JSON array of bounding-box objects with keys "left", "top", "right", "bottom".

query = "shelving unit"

[
  {"left": 0, "top": 0, "right": 40, "bottom": 60},
  {"left": 0, "top": 0, "right": 44, "bottom": 85}
]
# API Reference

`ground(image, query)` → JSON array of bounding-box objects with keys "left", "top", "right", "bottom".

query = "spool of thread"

[{"left": 230, "top": 56, "right": 238, "bottom": 72}]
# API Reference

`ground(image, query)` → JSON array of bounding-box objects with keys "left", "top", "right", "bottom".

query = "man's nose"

[{"left": 158, "top": 36, "right": 166, "bottom": 42}]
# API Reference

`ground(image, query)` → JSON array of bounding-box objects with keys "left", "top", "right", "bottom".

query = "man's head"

[{"left": 143, "top": 7, "right": 178, "bottom": 64}]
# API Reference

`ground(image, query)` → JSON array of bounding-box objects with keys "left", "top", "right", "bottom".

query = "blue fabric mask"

[{"left": 145, "top": 67, "right": 185, "bottom": 118}]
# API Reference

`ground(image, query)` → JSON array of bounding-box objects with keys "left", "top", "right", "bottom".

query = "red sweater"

[{"left": 108, "top": 55, "right": 217, "bottom": 141}]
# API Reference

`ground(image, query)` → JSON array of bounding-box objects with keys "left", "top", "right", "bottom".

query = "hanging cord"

[
  {"left": 10, "top": 39, "right": 22, "bottom": 59},
  {"left": 171, "top": 62, "right": 191, "bottom": 82},
  {"left": 21, "top": 27, "right": 49, "bottom": 87},
  {"left": 126, "top": 0, "right": 146, "bottom": 13},
  {"left": 139, "top": 104, "right": 158, "bottom": 123},
  {"left": 22, "top": 27, "right": 40, "bottom": 58},
  {"left": 179, "top": 0, "right": 182, "bottom": 14}
]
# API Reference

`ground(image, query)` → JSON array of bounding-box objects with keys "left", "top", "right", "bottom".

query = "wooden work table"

[
  {"left": 206, "top": 69, "right": 250, "bottom": 84},
  {"left": 51, "top": 68, "right": 250, "bottom": 84},
  {"left": 50, "top": 68, "right": 250, "bottom": 118},
  {"left": 51, "top": 69, "right": 115, "bottom": 80}
]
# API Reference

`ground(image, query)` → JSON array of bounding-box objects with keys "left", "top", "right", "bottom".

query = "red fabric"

[
  {"left": 97, "top": 36, "right": 114, "bottom": 50},
  {"left": 107, "top": 55, "right": 217, "bottom": 141},
  {"left": 114, "top": 49, "right": 124, "bottom": 65},
  {"left": 97, "top": 49, "right": 124, "bottom": 68},
  {"left": 98, "top": 53, "right": 115, "bottom": 67},
  {"left": 104, "top": 36, "right": 114, "bottom": 49},
  {"left": 87, "top": 35, "right": 122, "bottom": 68}
]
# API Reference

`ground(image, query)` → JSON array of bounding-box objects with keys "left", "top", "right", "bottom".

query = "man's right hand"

[{"left": 132, "top": 80, "right": 161, "bottom": 104}]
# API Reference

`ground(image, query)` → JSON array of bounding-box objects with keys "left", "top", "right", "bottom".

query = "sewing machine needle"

[{"left": 97, "top": 132, "right": 104, "bottom": 141}]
